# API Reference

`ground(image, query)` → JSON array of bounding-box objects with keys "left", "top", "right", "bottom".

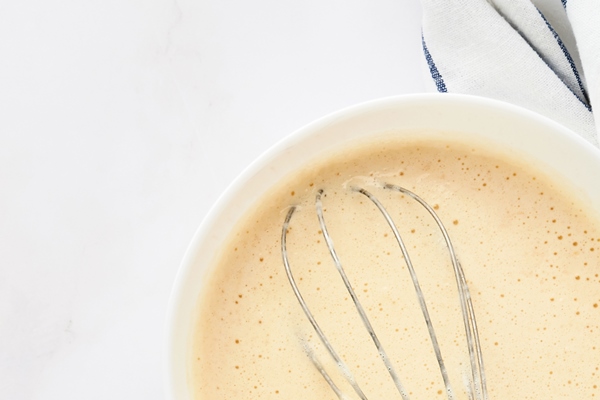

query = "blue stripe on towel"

[
  {"left": 537, "top": 9, "right": 590, "bottom": 110},
  {"left": 422, "top": 35, "right": 447, "bottom": 93}
]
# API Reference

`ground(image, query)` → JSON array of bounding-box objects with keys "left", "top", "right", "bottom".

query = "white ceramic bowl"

[{"left": 165, "top": 93, "right": 600, "bottom": 400}]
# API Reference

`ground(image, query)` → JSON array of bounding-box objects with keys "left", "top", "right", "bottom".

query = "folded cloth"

[{"left": 420, "top": 0, "right": 599, "bottom": 145}]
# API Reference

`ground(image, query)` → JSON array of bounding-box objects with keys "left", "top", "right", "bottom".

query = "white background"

[{"left": 0, "top": 1, "right": 425, "bottom": 398}]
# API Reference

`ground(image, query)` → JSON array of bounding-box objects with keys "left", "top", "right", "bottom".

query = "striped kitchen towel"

[{"left": 420, "top": 0, "right": 599, "bottom": 145}]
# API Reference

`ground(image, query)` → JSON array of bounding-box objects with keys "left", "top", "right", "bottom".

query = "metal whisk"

[{"left": 281, "top": 184, "right": 488, "bottom": 400}]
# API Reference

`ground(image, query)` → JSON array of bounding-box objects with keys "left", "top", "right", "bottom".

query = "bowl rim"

[{"left": 164, "top": 92, "right": 600, "bottom": 399}]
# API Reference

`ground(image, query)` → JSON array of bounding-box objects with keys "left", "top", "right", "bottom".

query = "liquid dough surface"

[{"left": 191, "top": 136, "right": 600, "bottom": 399}]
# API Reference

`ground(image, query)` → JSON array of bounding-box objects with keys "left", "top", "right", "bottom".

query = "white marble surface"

[{"left": 0, "top": 1, "right": 425, "bottom": 398}]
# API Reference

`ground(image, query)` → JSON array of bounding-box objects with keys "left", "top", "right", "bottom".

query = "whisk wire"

[
  {"left": 384, "top": 184, "right": 488, "bottom": 400},
  {"left": 316, "top": 190, "right": 410, "bottom": 400},
  {"left": 282, "top": 206, "right": 368, "bottom": 400},
  {"left": 303, "top": 342, "right": 349, "bottom": 400},
  {"left": 458, "top": 263, "right": 488, "bottom": 400},
  {"left": 282, "top": 184, "right": 488, "bottom": 400},
  {"left": 354, "top": 187, "right": 455, "bottom": 400}
]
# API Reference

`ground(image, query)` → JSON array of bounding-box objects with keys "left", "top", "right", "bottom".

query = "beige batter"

[{"left": 191, "top": 135, "right": 600, "bottom": 399}]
